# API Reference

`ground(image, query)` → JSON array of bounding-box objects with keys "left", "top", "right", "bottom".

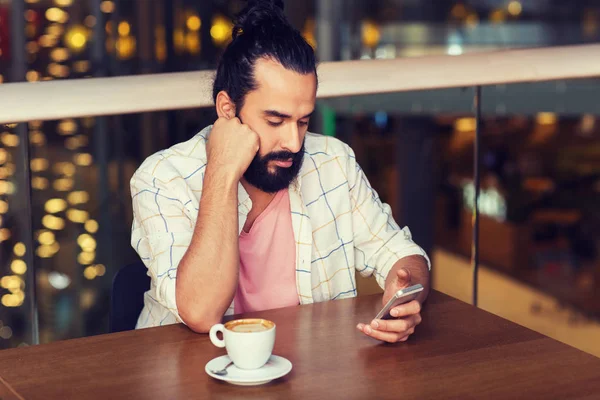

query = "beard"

[{"left": 243, "top": 141, "right": 305, "bottom": 193}]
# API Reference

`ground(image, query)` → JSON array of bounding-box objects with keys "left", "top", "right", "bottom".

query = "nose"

[{"left": 280, "top": 122, "right": 302, "bottom": 154}]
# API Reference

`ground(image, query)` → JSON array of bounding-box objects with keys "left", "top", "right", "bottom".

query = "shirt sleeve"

[
  {"left": 130, "top": 165, "right": 196, "bottom": 324},
  {"left": 346, "top": 145, "right": 431, "bottom": 290}
]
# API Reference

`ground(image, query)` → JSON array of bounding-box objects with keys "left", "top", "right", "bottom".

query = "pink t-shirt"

[{"left": 234, "top": 189, "right": 299, "bottom": 314}]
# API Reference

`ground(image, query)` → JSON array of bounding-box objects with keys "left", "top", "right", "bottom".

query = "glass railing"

[{"left": 0, "top": 45, "right": 599, "bottom": 351}]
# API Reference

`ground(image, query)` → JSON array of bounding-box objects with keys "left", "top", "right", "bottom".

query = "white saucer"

[{"left": 205, "top": 355, "right": 292, "bottom": 386}]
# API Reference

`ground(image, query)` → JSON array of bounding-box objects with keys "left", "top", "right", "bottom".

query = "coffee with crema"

[
  {"left": 225, "top": 319, "right": 274, "bottom": 333},
  {"left": 210, "top": 318, "right": 277, "bottom": 369}
]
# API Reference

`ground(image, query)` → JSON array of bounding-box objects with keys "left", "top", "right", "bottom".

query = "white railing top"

[{"left": 1, "top": 44, "right": 599, "bottom": 124}]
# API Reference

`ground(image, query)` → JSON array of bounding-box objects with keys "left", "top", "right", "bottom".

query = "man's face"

[{"left": 237, "top": 58, "right": 317, "bottom": 193}]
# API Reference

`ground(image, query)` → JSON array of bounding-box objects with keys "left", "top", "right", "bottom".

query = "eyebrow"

[{"left": 264, "top": 110, "right": 315, "bottom": 120}]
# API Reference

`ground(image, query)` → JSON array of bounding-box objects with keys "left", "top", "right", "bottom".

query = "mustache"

[{"left": 262, "top": 150, "right": 302, "bottom": 162}]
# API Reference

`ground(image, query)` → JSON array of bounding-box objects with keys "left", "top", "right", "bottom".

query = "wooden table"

[{"left": 1, "top": 291, "right": 599, "bottom": 399}]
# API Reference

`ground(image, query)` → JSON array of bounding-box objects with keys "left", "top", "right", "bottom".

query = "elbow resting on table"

[{"left": 178, "top": 306, "right": 223, "bottom": 334}]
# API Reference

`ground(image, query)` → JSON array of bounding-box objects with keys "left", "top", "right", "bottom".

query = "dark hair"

[{"left": 212, "top": 0, "right": 317, "bottom": 111}]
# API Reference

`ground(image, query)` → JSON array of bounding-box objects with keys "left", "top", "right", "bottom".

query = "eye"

[
  {"left": 267, "top": 120, "right": 283, "bottom": 127},
  {"left": 298, "top": 120, "right": 309, "bottom": 127}
]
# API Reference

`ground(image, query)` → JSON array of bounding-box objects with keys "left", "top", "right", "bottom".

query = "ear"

[{"left": 215, "top": 91, "right": 236, "bottom": 119}]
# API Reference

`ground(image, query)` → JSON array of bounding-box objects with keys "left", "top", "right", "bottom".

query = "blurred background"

[{"left": 0, "top": 0, "right": 599, "bottom": 356}]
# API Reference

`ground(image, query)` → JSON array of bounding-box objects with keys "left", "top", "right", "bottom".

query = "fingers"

[
  {"left": 390, "top": 300, "right": 421, "bottom": 318},
  {"left": 371, "top": 314, "right": 422, "bottom": 334},
  {"left": 357, "top": 323, "right": 416, "bottom": 344},
  {"left": 357, "top": 313, "right": 421, "bottom": 344}
]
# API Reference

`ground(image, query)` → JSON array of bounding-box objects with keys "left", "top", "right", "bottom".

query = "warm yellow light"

[
  {"left": 53, "top": 178, "right": 74, "bottom": 192},
  {"left": 30, "top": 158, "right": 49, "bottom": 172},
  {"left": 67, "top": 209, "right": 89, "bottom": 223},
  {"left": 26, "top": 70, "right": 41, "bottom": 82},
  {"left": 30, "top": 131, "right": 46, "bottom": 146},
  {"left": 0, "top": 275, "right": 22, "bottom": 291},
  {"left": 50, "top": 47, "right": 70, "bottom": 62},
  {"left": 116, "top": 36, "right": 136, "bottom": 59},
  {"left": 455, "top": 117, "right": 476, "bottom": 132},
  {"left": 54, "top": 0, "right": 73, "bottom": 6},
  {"left": 0, "top": 181, "right": 15, "bottom": 195},
  {"left": 82, "top": 117, "right": 95, "bottom": 128},
  {"left": 79, "top": 251, "right": 96, "bottom": 265},
  {"left": 185, "top": 32, "right": 200, "bottom": 54},
  {"left": 26, "top": 41, "right": 40, "bottom": 54},
  {"left": 84, "top": 15, "right": 97, "bottom": 28},
  {"left": 302, "top": 18, "right": 316, "bottom": 49},
  {"left": 155, "top": 36, "right": 166, "bottom": 61},
  {"left": 11, "top": 260, "right": 27, "bottom": 275},
  {"left": 187, "top": 15, "right": 201, "bottom": 31},
  {"left": 1, "top": 294, "right": 23, "bottom": 307},
  {"left": 0, "top": 228, "right": 11, "bottom": 242},
  {"left": 65, "top": 25, "right": 88, "bottom": 52},
  {"left": 84, "top": 265, "right": 97, "bottom": 279},
  {"left": 58, "top": 119, "right": 77, "bottom": 135},
  {"left": 13, "top": 242, "right": 26, "bottom": 257},
  {"left": 362, "top": 20, "right": 381, "bottom": 48},
  {"left": 210, "top": 15, "right": 233, "bottom": 46},
  {"left": 74, "top": 153, "right": 93, "bottom": 166},
  {"left": 45, "top": 198, "right": 68, "bottom": 214},
  {"left": 0, "top": 74, "right": 3, "bottom": 84},
  {"left": 31, "top": 177, "right": 49, "bottom": 190},
  {"left": 48, "top": 63, "right": 70, "bottom": 78},
  {"left": 0, "top": 148, "right": 7, "bottom": 164},
  {"left": 0, "top": 132, "right": 19, "bottom": 147},
  {"left": 46, "top": 23, "right": 64, "bottom": 36},
  {"left": 68, "top": 191, "right": 90, "bottom": 205},
  {"left": 39, "top": 34, "right": 59, "bottom": 48},
  {"left": 536, "top": 112, "right": 557, "bottom": 125},
  {"left": 508, "top": 1, "right": 522, "bottom": 16},
  {"left": 54, "top": 162, "right": 76, "bottom": 177},
  {"left": 490, "top": 9, "right": 506, "bottom": 23},
  {"left": 27, "top": 24, "right": 40, "bottom": 41},
  {"left": 73, "top": 60, "right": 90, "bottom": 73},
  {"left": 451, "top": 4, "right": 468, "bottom": 19},
  {"left": 0, "top": 164, "right": 15, "bottom": 179},
  {"left": 38, "top": 230, "right": 56, "bottom": 245},
  {"left": 46, "top": 7, "right": 66, "bottom": 23},
  {"left": 85, "top": 219, "right": 99, "bottom": 234},
  {"left": 100, "top": 1, "right": 115, "bottom": 13},
  {"left": 42, "top": 215, "right": 66, "bottom": 230},
  {"left": 173, "top": 29, "right": 185, "bottom": 52},
  {"left": 36, "top": 242, "right": 60, "bottom": 258},
  {"left": 465, "top": 13, "right": 479, "bottom": 27},
  {"left": 65, "top": 135, "right": 88, "bottom": 150},
  {"left": 77, "top": 233, "right": 97, "bottom": 251},
  {"left": 95, "top": 264, "right": 106, "bottom": 276},
  {"left": 25, "top": 0, "right": 40, "bottom": 4},
  {"left": 118, "top": 21, "right": 130, "bottom": 36},
  {"left": 0, "top": 200, "right": 7, "bottom": 214},
  {"left": 26, "top": 23, "right": 38, "bottom": 39}
]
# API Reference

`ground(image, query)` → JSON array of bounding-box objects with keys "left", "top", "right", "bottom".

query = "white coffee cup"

[{"left": 209, "top": 318, "right": 276, "bottom": 370}]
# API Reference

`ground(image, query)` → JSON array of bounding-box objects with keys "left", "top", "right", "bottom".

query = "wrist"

[{"left": 203, "top": 164, "right": 240, "bottom": 199}]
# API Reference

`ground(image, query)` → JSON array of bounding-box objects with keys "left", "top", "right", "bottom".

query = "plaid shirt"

[{"left": 131, "top": 126, "right": 430, "bottom": 328}]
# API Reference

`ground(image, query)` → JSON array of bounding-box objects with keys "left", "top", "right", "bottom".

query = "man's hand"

[
  {"left": 356, "top": 267, "right": 423, "bottom": 343},
  {"left": 207, "top": 117, "right": 260, "bottom": 180}
]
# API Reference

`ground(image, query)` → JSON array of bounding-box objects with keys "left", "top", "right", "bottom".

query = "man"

[{"left": 130, "top": 0, "right": 430, "bottom": 343}]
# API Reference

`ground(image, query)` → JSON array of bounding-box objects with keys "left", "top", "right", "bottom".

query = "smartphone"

[{"left": 374, "top": 284, "right": 424, "bottom": 320}]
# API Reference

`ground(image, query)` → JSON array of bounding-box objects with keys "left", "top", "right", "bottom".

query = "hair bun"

[{"left": 233, "top": 0, "right": 287, "bottom": 40}]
